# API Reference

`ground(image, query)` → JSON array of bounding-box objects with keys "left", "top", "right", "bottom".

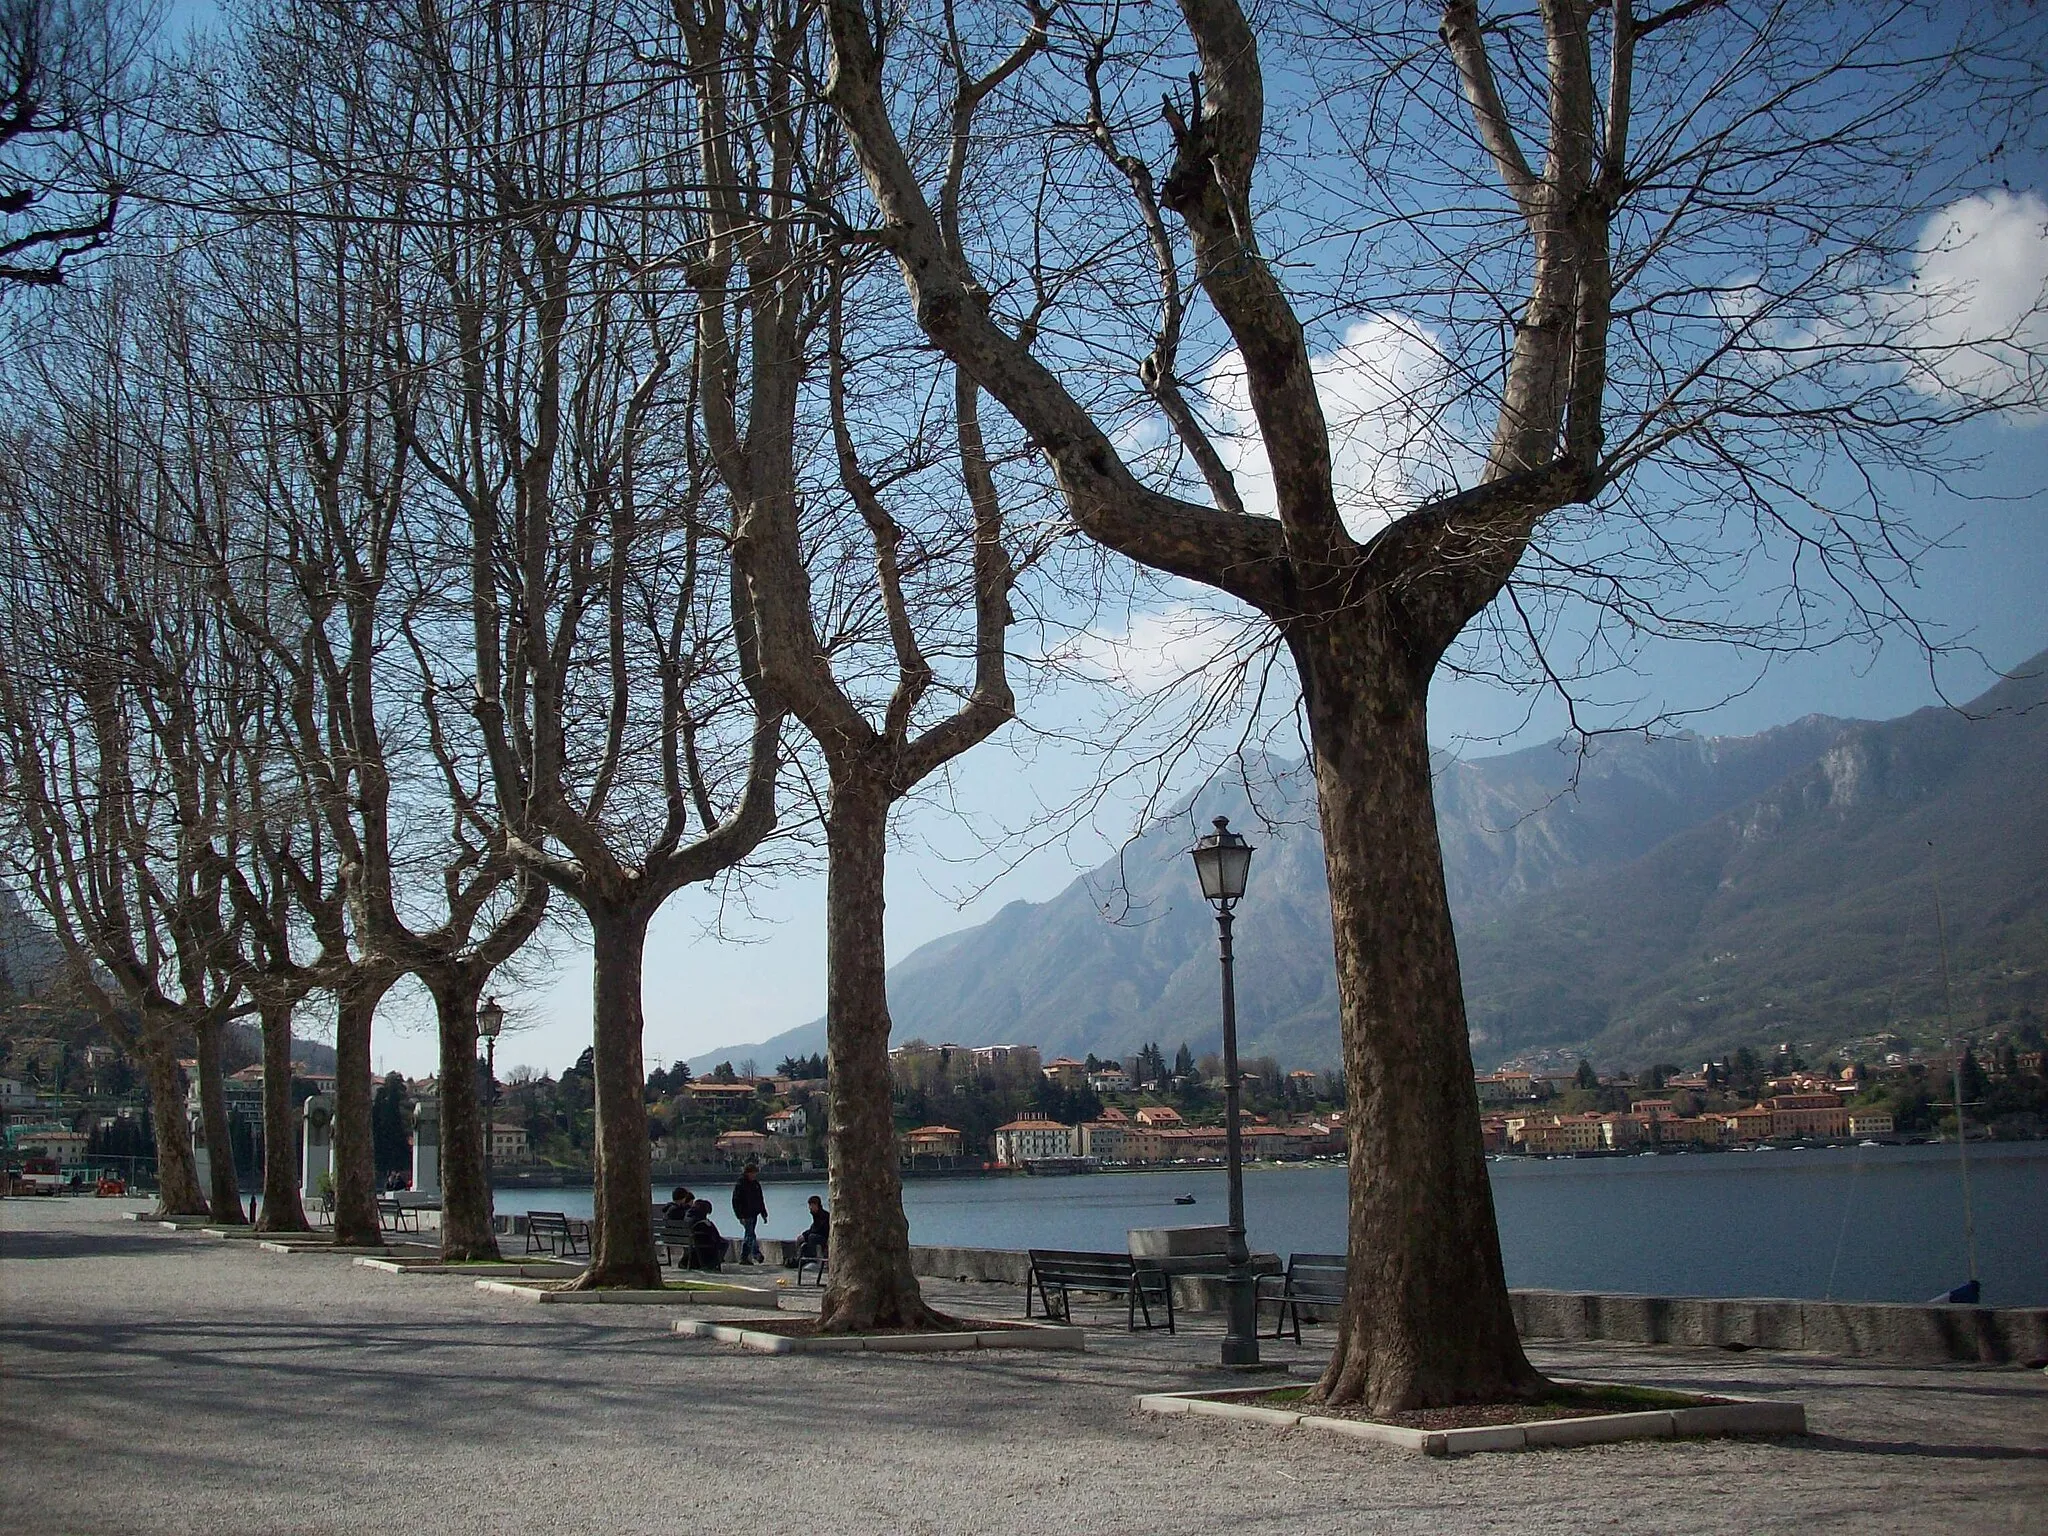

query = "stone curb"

[
  {"left": 1134, "top": 1390, "right": 1805, "bottom": 1457},
  {"left": 354, "top": 1258, "right": 580, "bottom": 1278},
  {"left": 473, "top": 1278, "right": 783, "bottom": 1309},
  {"left": 670, "top": 1318, "right": 1087, "bottom": 1354},
  {"left": 255, "top": 1240, "right": 398, "bottom": 1255}
]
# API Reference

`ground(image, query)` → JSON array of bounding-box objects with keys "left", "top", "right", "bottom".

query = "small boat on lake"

[{"left": 1174, "top": 1193, "right": 1197, "bottom": 1205}]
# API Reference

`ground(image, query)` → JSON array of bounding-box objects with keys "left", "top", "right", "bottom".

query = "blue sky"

[
  {"left": 366, "top": 414, "right": 2047, "bottom": 1081},
  {"left": 131, "top": 2, "right": 2046, "bottom": 1082}
]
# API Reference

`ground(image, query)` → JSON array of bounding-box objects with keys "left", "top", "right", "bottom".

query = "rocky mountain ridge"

[{"left": 694, "top": 651, "right": 2045, "bottom": 1074}]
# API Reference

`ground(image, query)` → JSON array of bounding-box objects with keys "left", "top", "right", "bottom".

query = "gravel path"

[{"left": 5, "top": 1199, "right": 2044, "bottom": 1534}]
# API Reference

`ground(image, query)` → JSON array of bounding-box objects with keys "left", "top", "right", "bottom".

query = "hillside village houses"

[
  {"left": 488, "top": 1123, "right": 532, "bottom": 1165},
  {"left": 0, "top": 1012, "right": 1982, "bottom": 1194},
  {"left": 0, "top": 1076, "right": 39, "bottom": 1108},
  {"left": 902, "top": 1125, "right": 963, "bottom": 1163},
  {"left": 991, "top": 1115, "right": 1077, "bottom": 1166},
  {"left": 1491, "top": 1088, "right": 1894, "bottom": 1153}
]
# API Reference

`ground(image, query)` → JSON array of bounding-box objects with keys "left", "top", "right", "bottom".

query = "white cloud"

[
  {"left": 1202, "top": 315, "right": 1460, "bottom": 540},
  {"left": 1061, "top": 600, "right": 1263, "bottom": 693},
  {"left": 1889, "top": 190, "right": 2048, "bottom": 405}
]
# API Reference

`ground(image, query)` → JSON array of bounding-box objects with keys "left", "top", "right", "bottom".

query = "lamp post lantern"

[
  {"left": 477, "top": 997, "right": 504, "bottom": 1201},
  {"left": 1190, "top": 815, "right": 1259, "bottom": 1367}
]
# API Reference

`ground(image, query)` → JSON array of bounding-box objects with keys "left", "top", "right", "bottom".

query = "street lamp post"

[
  {"left": 477, "top": 997, "right": 504, "bottom": 1211},
  {"left": 1190, "top": 815, "right": 1259, "bottom": 1367}
]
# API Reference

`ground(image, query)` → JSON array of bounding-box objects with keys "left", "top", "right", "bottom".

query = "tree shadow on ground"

[
  {"left": 1804, "top": 1433, "right": 2048, "bottom": 1462},
  {"left": 0, "top": 1229, "right": 178, "bottom": 1261}
]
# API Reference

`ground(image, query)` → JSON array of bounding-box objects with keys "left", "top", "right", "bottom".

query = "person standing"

[{"left": 731, "top": 1164, "right": 768, "bottom": 1264}]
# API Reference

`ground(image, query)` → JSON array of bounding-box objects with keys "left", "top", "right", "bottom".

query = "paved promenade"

[{"left": 4, "top": 1199, "right": 2044, "bottom": 1534}]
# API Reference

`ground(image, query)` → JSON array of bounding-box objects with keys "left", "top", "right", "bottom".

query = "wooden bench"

[
  {"left": 1025, "top": 1249, "right": 1173, "bottom": 1332},
  {"left": 377, "top": 1198, "right": 420, "bottom": 1233},
  {"left": 1257, "top": 1252, "right": 1347, "bottom": 1342},
  {"left": 524, "top": 1211, "right": 589, "bottom": 1258},
  {"left": 657, "top": 1219, "right": 696, "bottom": 1268}
]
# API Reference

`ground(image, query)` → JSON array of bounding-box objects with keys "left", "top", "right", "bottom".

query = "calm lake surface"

[{"left": 494, "top": 1141, "right": 2048, "bottom": 1306}]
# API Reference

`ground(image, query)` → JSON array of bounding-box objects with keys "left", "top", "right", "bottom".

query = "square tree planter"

[
  {"left": 671, "top": 1317, "right": 1085, "bottom": 1354},
  {"left": 1137, "top": 1384, "right": 1805, "bottom": 1457},
  {"left": 474, "top": 1278, "right": 783, "bottom": 1309}
]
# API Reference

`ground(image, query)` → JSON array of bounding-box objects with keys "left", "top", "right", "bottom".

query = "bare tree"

[
  {"left": 0, "top": 277, "right": 248, "bottom": 1218},
  {"left": 169, "top": 0, "right": 593, "bottom": 1252},
  {"left": 820, "top": 0, "right": 2046, "bottom": 1407},
  {"left": 292, "top": 0, "right": 791, "bottom": 1287},
  {"left": 677, "top": 0, "right": 1041, "bottom": 1329}
]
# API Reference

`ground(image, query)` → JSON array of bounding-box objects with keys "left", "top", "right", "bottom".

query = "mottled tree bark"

[
  {"left": 1295, "top": 628, "right": 1541, "bottom": 1409},
  {"left": 569, "top": 907, "right": 661, "bottom": 1288},
  {"left": 192, "top": 1017, "right": 246, "bottom": 1225},
  {"left": 141, "top": 1036, "right": 208, "bottom": 1216},
  {"left": 255, "top": 998, "right": 310, "bottom": 1232},
  {"left": 817, "top": 780, "right": 947, "bottom": 1331},
  {"left": 429, "top": 975, "right": 498, "bottom": 1262},
  {"left": 331, "top": 974, "right": 395, "bottom": 1246}
]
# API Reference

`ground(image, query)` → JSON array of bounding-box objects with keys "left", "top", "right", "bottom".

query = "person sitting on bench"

[
  {"left": 688, "top": 1199, "right": 726, "bottom": 1271},
  {"left": 795, "top": 1195, "right": 829, "bottom": 1260}
]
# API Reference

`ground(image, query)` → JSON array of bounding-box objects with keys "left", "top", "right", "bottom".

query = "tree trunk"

[
  {"left": 568, "top": 906, "right": 661, "bottom": 1288},
  {"left": 817, "top": 778, "right": 946, "bottom": 1332},
  {"left": 255, "top": 998, "right": 310, "bottom": 1233},
  {"left": 330, "top": 974, "right": 393, "bottom": 1247},
  {"left": 431, "top": 974, "right": 499, "bottom": 1262},
  {"left": 1300, "top": 627, "right": 1544, "bottom": 1412},
  {"left": 193, "top": 1017, "right": 246, "bottom": 1225},
  {"left": 140, "top": 1033, "right": 207, "bottom": 1216}
]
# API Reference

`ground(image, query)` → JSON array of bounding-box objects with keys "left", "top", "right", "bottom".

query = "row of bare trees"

[{"left": 4, "top": 0, "right": 2043, "bottom": 1405}]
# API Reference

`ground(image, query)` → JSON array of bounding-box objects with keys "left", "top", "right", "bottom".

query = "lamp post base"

[
  {"left": 1221, "top": 1266, "right": 1262, "bottom": 1369},
  {"left": 1220, "top": 1336, "right": 1268, "bottom": 1368}
]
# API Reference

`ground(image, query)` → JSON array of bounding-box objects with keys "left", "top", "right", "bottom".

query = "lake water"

[{"left": 494, "top": 1141, "right": 2048, "bottom": 1306}]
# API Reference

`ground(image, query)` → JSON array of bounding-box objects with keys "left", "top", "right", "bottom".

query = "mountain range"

[{"left": 692, "top": 650, "right": 2048, "bottom": 1074}]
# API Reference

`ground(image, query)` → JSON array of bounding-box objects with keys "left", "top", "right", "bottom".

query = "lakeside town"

[{"left": 8, "top": 1012, "right": 2045, "bottom": 1190}]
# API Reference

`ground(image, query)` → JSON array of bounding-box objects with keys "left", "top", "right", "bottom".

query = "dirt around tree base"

[{"left": 1271, "top": 1384, "right": 1732, "bottom": 1431}]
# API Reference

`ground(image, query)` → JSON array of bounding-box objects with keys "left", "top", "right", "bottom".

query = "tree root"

[
  {"left": 815, "top": 1285, "right": 962, "bottom": 1334},
  {"left": 1310, "top": 1358, "right": 1552, "bottom": 1414},
  {"left": 557, "top": 1261, "right": 665, "bottom": 1291}
]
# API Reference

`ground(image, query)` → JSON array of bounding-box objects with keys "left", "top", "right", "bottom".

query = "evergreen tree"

[{"left": 371, "top": 1072, "right": 411, "bottom": 1182}]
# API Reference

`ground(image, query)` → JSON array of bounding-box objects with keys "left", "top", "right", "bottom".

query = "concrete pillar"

[
  {"left": 411, "top": 1097, "right": 441, "bottom": 1199},
  {"left": 301, "top": 1095, "right": 334, "bottom": 1202}
]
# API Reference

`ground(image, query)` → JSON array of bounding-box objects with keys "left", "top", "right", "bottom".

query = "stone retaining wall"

[
  {"left": 495, "top": 1221, "right": 2047, "bottom": 1365},
  {"left": 1509, "top": 1287, "right": 2048, "bottom": 1365},
  {"left": 901, "top": 1244, "right": 2046, "bottom": 1365}
]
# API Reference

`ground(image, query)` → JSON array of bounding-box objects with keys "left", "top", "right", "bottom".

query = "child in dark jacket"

[{"left": 688, "top": 1199, "right": 726, "bottom": 1271}]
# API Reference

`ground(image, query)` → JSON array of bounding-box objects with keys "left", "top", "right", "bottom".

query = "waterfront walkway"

[{"left": 3, "top": 1200, "right": 2043, "bottom": 1534}]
